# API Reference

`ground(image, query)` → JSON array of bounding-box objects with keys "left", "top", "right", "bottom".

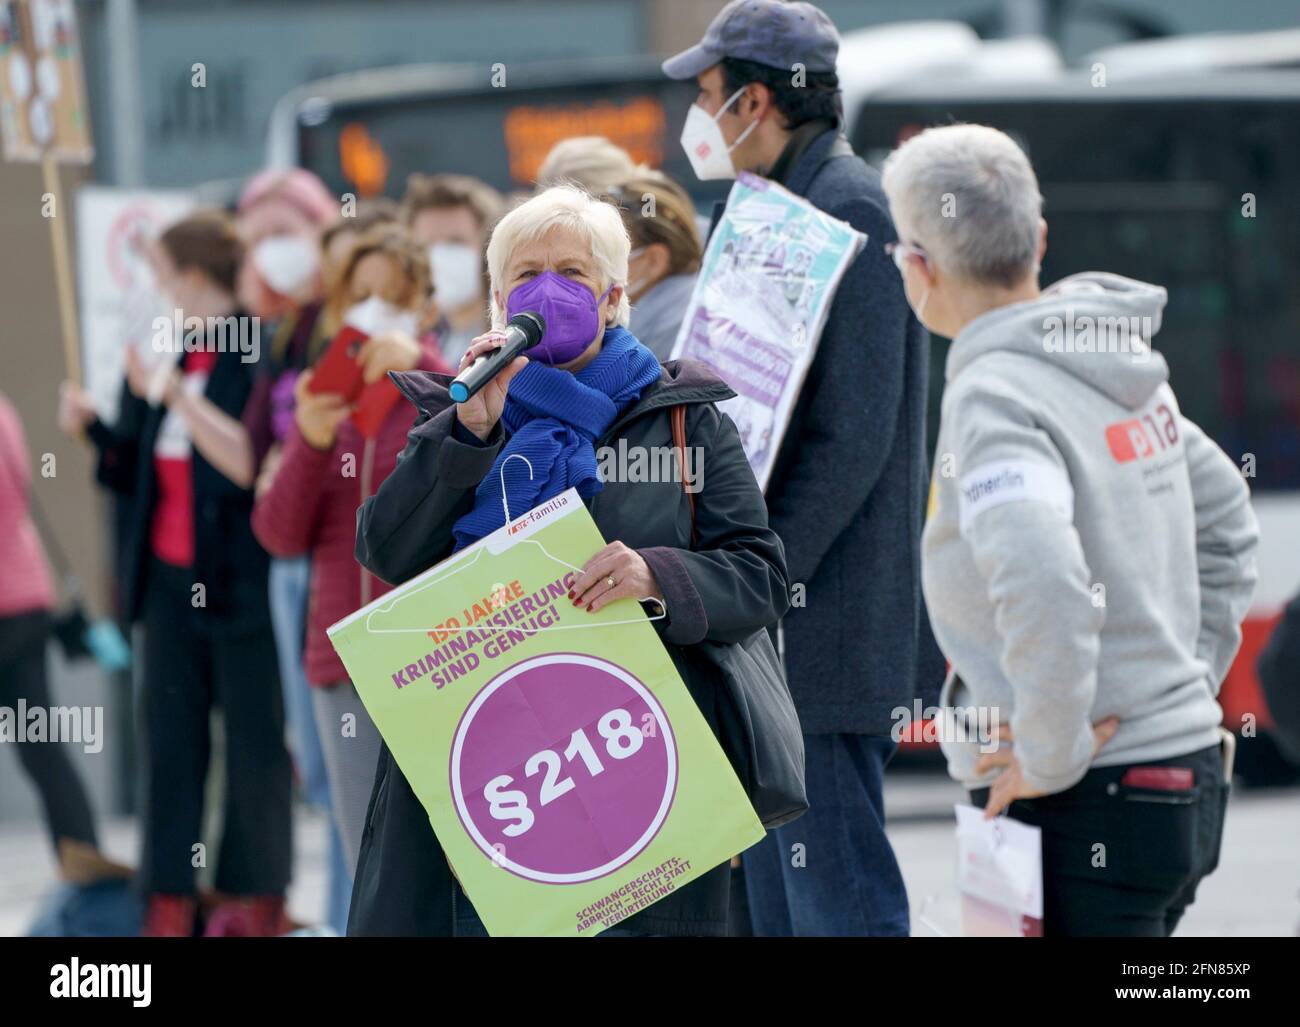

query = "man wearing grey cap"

[{"left": 665, "top": 0, "right": 940, "bottom": 937}]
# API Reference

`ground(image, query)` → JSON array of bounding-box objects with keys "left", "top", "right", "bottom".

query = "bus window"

[{"left": 854, "top": 94, "right": 1300, "bottom": 490}]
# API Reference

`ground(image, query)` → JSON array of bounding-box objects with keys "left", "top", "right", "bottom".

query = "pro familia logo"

[
  {"left": 1105, "top": 400, "right": 1180, "bottom": 463},
  {"left": 505, "top": 493, "right": 570, "bottom": 536}
]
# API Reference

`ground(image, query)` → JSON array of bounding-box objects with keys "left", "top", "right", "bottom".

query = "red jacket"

[{"left": 253, "top": 352, "right": 448, "bottom": 685}]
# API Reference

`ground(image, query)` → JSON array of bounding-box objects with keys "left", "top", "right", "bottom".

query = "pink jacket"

[{"left": 0, "top": 395, "right": 55, "bottom": 618}]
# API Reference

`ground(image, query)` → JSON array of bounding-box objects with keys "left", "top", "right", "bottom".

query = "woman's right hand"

[
  {"left": 293, "top": 371, "right": 352, "bottom": 451},
  {"left": 454, "top": 330, "right": 529, "bottom": 441},
  {"left": 57, "top": 381, "right": 96, "bottom": 437}
]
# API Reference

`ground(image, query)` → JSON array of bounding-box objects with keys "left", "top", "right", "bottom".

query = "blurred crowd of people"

[
  {"left": 1, "top": 0, "right": 1267, "bottom": 939},
  {"left": 28, "top": 130, "right": 723, "bottom": 936}
]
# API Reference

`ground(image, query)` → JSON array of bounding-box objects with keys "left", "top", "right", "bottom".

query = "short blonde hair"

[
  {"left": 486, "top": 185, "right": 631, "bottom": 330},
  {"left": 606, "top": 172, "right": 703, "bottom": 276},
  {"left": 536, "top": 136, "right": 643, "bottom": 194}
]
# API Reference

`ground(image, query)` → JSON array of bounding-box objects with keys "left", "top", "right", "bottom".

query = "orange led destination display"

[{"left": 504, "top": 96, "right": 666, "bottom": 185}]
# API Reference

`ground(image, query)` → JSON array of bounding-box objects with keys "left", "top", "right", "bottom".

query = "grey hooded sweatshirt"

[{"left": 922, "top": 272, "right": 1258, "bottom": 794}]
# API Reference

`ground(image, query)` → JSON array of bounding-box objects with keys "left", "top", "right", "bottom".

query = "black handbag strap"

[{"left": 670, "top": 404, "right": 698, "bottom": 550}]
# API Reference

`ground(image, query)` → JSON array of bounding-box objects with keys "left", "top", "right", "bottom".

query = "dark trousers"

[
  {"left": 742, "top": 734, "right": 910, "bottom": 936},
  {"left": 139, "top": 559, "right": 292, "bottom": 896},
  {"left": 0, "top": 609, "right": 97, "bottom": 851},
  {"left": 970, "top": 742, "right": 1228, "bottom": 937}
]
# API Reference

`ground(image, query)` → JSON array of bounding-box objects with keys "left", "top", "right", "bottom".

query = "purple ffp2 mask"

[{"left": 506, "top": 270, "right": 612, "bottom": 365}]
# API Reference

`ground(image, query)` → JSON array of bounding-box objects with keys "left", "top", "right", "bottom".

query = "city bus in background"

[
  {"left": 265, "top": 23, "right": 1300, "bottom": 782},
  {"left": 265, "top": 54, "right": 731, "bottom": 207}
]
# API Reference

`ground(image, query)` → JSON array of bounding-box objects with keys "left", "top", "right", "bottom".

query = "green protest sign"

[{"left": 328, "top": 487, "right": 764, "bottom": 936}]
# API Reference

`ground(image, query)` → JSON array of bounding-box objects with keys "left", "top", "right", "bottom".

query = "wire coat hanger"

[{"left": 364, "top": 455, "right": 665, "bottom": 635}]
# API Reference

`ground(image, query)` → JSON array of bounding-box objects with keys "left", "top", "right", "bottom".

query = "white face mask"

[
  {"left": 343, "top": 295, "right": 420, "bottom": 339},
  {"left": 427, "top": 242, "right": 482, "bottom": 309},
  {"left": 679, "top": 86, "right": 758, "bottom": 182},
  {"left": 252, "top": 235, "right": 319, "bottom": 297},
  {"left": 626, "top": 246, "right": 650, "bottom": 301}
]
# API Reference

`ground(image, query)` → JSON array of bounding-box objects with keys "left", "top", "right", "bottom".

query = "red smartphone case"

[
  {"left": 309, "top": 325, "right": 369, "bottom": 401},
  {"left": 306, "top": 325, "right": 405, "bottom": 439}
]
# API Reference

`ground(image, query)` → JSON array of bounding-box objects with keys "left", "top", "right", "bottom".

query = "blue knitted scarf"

[{"left": 451, "top": 326, "right": 661, "bottom": 551}]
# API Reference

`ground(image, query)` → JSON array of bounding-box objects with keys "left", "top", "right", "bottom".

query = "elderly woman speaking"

[
  {"left": 348, "top": 185, "right": 789, "bottom": 936},
  {"left": 882, "top": 124, "right": 1257, "bottom": 936}
]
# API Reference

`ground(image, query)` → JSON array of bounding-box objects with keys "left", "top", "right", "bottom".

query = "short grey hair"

[
  {"left": 486, "top": 185, "right": 632, "bottom": 330},
  {"left": 880, "top": 124, "right": 1043, "bottom": 287}
]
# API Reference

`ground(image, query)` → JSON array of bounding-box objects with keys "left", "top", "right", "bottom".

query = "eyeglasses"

[{"left": 885, "top": 240, "right": 928, "bottom": 275}]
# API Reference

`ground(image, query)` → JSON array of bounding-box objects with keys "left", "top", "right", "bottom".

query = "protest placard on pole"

[
  {"left": 670, "top": 171, "right": 865, "bottom": 490},
  {"left": 328, "top": 488, "right": 765, "bottom": 936},
  {"left": 0, "top": 0, "right": 94, "bottom": 383}
]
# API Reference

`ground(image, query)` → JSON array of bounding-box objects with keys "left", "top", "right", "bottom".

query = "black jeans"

[
  {"left": 138, "top": 558, "right": 292, "bottom": 896},
  {"left": 970, "top": 742, "right": 1228, "bottom": 937},
  {"left": 0, "top": 610, "right": 98, "bottom": 851}
]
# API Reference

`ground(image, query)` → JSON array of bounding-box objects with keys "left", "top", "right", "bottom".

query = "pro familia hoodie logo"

[{"left": 1105, "top": 399, "right": 1180, "bottom": 464}]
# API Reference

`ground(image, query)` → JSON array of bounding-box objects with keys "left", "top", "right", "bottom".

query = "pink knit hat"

[{"left": 237, "top": 168, "right": 337, "bottom": 227}]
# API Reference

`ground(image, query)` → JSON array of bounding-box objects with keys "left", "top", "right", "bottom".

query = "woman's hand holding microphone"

[{"left": 454, "top": 330, "right": 529, "bottom": 442}]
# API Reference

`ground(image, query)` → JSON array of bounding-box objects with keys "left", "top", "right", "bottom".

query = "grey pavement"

[
  {"left": 2, "top": 770, "right": 1295, "bottom": 937},
  {"left": 885, "top": 770, "right": 1300, "bottom": 937}
]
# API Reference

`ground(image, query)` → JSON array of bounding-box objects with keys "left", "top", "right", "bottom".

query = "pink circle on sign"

[{"left": 449, "top": 653, "right": 677, "bottom": 884}]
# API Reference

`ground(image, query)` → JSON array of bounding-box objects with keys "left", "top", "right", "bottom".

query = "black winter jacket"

[
  {"left": 86, "top": 342, "right": 269, "bottom": 631},
  {"left": 348, "top": 356, "right": 790, "bottom": 937},
  {"left": 713, "top": 124, "right": 946, "bottom": 733}
]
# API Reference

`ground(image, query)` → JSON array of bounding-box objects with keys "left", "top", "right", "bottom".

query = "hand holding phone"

[
  {"left": 294, "top": 370, "right": 352, "bottom": 451},
  {"left": 307, "top": 325, "right": 370, "bottom": 402}
]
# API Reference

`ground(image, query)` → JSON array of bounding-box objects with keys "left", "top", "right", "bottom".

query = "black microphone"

[{"left": 448, "top": 311, "right": 546, "bottom": 404}]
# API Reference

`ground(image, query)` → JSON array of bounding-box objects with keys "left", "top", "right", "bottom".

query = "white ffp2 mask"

[
  {"left": 428, "top": 242, "right": 482, "bottom": 309},
  {"left": 252, "top": 235, "right": 320, "bottom": 298},
  {"left": 342, "top": 295, "right": 420, "bottom": 340},
  {"left": 679, "top": 87, "right": 758, "bottom": 182},
  {"left": 626, "top": 246, "right": 650, "bottom": 301}
]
